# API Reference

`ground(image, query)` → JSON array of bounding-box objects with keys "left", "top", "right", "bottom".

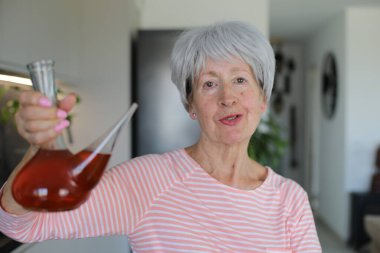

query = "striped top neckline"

[{"left": 178, "top": 148, "right": 273, "bottom": 194}]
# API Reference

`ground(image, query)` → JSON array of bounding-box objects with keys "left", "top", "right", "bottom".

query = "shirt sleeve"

[
  {"left": 0, "top": 154, "right": 173, "bottom": 243},
  {"left": 287, "top": 190, "right": 322, "bottom": 253}
]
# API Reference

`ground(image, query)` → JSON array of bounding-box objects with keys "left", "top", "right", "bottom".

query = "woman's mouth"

[{"left": 219, "top": 114, "right": 242, "bottom": 126}]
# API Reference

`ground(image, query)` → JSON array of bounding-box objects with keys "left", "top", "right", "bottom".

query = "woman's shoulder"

[
  {"left": 266, "top": 170, "right": 314, "bottom": 220},
  {"left": 115, "top": 150, "right": 175, "bottom": 170},
  {"left": 127, "top": 148, "right": 190, "bottom": 166},
  {"left": 110, "top": 148, "right": 196, "bottom": 178},
  {"left": 265, "top": 168, "right": 308, "bottom": 202}
]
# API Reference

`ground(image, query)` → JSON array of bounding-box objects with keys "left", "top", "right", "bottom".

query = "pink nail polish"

[
  {"left": 57, "top": 109, "right": 67, "bottom": 119},
  {"left": 39, "top": 97, "right": 52, "bottom": 107},
  {"left": 55, "top": 120, "right": 70, "bottom": 132}
]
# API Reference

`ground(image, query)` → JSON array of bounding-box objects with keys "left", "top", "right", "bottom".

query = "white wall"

[
  {"left": 345, "top": 7, "right": 380, "bottom": 193},
  {"left": 305, "top": 12, "right": 348, "bottom": 239},
  {"left": 0, "top": 0, "right": 82, "bottom": 79},
  {"left": 305, "top": 7, "right": 380, "bottom": 241},
  {"left": 140, "top": 0, "right": 269, "bottom": 36}
]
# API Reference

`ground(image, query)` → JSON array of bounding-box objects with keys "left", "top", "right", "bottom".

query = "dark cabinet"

[
  {"left": 349, "top": 192, "right": 380, "bottom": 250},
  {"left": 132, "top": 30, "right": 200, "bottom": 157}
]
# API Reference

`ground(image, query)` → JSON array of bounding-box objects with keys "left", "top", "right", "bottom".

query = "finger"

[
  {"left": 58, "top": 93, "right": 77, "bottom": 112},
  {"left": 31, "top": 120, "right": 69, "bottom": 145},
  {"left": 18, "top": 91, "right": 52, "bottom": 107},
  {"left": 18, "top": 106, "right": 67, "bottom": 121},
  {"left": 23, "top": 128, "right": 58, "bottom": 146},
  {"left": 23, "top": 119, "right": 60, "bottom": 133},
  {"left": 16, "top": 118, "right": 70, "bottom": 146},
  {"left": 15, "top": 106, "right": 68, "bottom": 137}
]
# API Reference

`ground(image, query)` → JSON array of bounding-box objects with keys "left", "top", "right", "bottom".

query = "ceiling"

[{"left": 270, "top": 0, "right": 380, "bottom": 42}]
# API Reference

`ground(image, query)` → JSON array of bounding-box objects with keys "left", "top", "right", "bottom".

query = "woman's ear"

[
  {"left": 188, "top": 103, "right": 197, "bottom": 120},
  {"left": 190, "top": 111, "right": 197, "bottom": 120}
]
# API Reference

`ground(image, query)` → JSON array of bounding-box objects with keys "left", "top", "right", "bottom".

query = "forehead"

[{"left": 198, "top": 57, "right": 253, "bottom": 77}]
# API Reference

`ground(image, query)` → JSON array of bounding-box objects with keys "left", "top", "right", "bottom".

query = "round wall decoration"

[{"left": 321, "top": 53, "right": 338, "bottom": 119}]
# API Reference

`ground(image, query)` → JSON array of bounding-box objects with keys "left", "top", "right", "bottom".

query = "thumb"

[{"left": 58, "top": 93, "right": 77, "bottom": 112}]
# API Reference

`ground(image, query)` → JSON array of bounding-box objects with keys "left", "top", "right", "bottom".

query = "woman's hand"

[
  {"left": 0, "top": 91, "right": 77, "bottom": 215},
  {"left": 15, "top": 91, "right": 77, "bottom": 149}
]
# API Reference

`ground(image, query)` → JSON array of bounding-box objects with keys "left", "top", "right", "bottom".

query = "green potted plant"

[
  {"left": 0, "top": 86, "right": 21, "bottom": 124},
  {"left": 248, "top": 114, "right": 287, "bottom": 170}
]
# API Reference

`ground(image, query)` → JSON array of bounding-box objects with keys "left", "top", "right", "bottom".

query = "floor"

[{"left": 316, "top": 219, "right": 360, "bottom": 253}]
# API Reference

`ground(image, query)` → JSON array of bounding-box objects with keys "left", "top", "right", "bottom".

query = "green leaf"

[{"left": 248, "top": 114, "right": 288, "bottom": 171}]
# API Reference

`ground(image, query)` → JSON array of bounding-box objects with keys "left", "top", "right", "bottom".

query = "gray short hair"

[{"left": 170, "top": 21, "right": 275, "bottom": 111}]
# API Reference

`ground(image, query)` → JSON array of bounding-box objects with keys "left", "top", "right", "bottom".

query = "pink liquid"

[{"left": 12, "top": 149, "right": 110, "bottom": 211}]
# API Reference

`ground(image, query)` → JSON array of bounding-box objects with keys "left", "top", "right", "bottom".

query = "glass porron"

[{"left": 12, "top": 59, "right": 138, "bottom": 211}]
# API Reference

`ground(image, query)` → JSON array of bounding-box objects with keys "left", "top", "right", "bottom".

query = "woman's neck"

[{"left": 185, "top": 140, "right": 267, "bottom": 190}]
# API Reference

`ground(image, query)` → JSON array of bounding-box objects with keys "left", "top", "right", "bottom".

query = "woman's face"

[{"left": 189, "top": 57, "right": 267, "bottom": 146}]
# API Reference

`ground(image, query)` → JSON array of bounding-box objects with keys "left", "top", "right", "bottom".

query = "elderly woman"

[{"left": 0, "top": 21, "right": 321, "bottom": 252}]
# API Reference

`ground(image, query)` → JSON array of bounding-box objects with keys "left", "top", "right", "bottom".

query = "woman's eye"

[
  {"left": 236, "top": 77, "right": 247, "bottom": 84},
  {"left": 204, "top": 81, "right": 216, "bottom": 88}
]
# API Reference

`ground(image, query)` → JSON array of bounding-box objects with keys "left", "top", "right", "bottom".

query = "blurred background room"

[{"left": 0, "top": 0, "right": 380, "bottom": 252}]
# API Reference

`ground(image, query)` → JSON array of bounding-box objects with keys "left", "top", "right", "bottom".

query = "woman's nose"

[{"left": 218, "top": 85, "right": 238, "bottom": 107}]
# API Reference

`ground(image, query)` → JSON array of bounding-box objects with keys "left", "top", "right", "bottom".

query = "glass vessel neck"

[{"left": 27, "top": 60, "right": 67, "bottom": 150}]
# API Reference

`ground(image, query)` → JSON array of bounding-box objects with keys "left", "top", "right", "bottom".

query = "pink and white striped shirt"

[{"left": 0, "top": 149, "right": 321, "bottom": 252}]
